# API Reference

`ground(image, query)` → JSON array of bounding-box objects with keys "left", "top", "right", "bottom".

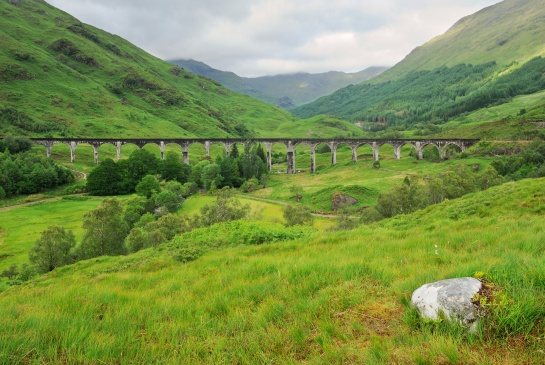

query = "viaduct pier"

[{"left": 29, "top": 138, "right": 479, "bottom": 174}]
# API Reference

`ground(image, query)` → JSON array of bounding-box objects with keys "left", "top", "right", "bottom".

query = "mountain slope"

[
  {"left": 293, "top": 0, "right": 545, "bottom": 135},
  {"left": 0, "top": 0, "right": 304, "bottom": 138},
  {"left": 377, "top": 0, "right": 545, "bottom": 82},
  {"left": 170, "top": 59, "right": 387, "bottom": 109}
]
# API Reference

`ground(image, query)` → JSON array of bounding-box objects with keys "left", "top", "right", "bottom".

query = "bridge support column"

[
  {"left": 44, "top": 142, "right": 53, "bottom": 158},
  {"left": 439, "top": 146, "right": 447, "bottom": 160},
  {"left": 69, "top": 142, "right": 77, "bottom": 163},
  {"left": 205, "top": 141, "right": 211, "bottom": 157},
  {"left": 182, "top": 146, "right": 189, "bottom": 165},
  {"left": 394, "top": 145, "right": 402, "bottom": 160},
  {"left": 287, "top": 148, "right": 296, "bottom": 174},
  {"left": 116, "top": 142, "right": 122, "bottom": 160},
  {"left": 328, "top": 142, "right": 337, "bottom": 166},
  {"left": 372, "top": 142, "right": 379, "bottom": 162},
  {"left": 415, "top": 142, "right": 423, "bottom": 160},
  {"left": 263, "top": 143, "right": 273, "bottom": 172},
  {"left": 310, "top": 146, "right": 317, "bottom": 174},
  {"left": 160, "top": 141, "right": 165, "bottom": 160},
  {"left": 223, "top": 142, "right": 232, "bottom": 156},
  {"left": 351, "top": 147, "right": 357, "bottom": 163},
  {"left": 92, "top": 144, "right": 99, "bottom": 164}
]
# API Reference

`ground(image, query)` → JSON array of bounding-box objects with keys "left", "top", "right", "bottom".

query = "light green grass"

[
  {"left": 0, "top": 198, "right": 102, "bottom": 270},
  {"left": 0, "top": 178, "right": 544, "bottom": 364}
]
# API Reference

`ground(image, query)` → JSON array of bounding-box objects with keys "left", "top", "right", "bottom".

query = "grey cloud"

[{"left": 46, "top": 0, "right": 501, "bottom": 77}]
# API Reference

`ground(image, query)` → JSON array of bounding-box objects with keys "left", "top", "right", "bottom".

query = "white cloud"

[{"left": 45, "top": 0, "right": 501, "bottom": 77}]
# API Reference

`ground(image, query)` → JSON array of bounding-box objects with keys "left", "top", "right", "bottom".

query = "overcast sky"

[{"left": 46, "top": 0, "right": 501, "bottom": 77}]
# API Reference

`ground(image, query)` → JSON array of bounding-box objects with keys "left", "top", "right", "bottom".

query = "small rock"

[{"left": 411, "top": 277, "right": 482, "bottom": 330}]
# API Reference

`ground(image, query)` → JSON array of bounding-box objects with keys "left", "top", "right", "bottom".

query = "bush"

[{"left": 283, "top": 204, "right": 314, "bottom": 227}]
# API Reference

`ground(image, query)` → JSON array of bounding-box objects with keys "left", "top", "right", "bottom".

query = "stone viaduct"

[{"left": 29, "top": 138, "right": 479, "bottom": 174}]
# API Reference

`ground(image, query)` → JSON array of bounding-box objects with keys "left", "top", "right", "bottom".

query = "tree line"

[
  {"left": 86, "top": 142, "right": 269, "bottom": 196},
  {"left": 0, "top": 136, "right": 74, "bottom": 198}
]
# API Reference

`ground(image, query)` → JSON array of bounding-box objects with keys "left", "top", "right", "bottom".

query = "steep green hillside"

[
  {"left": 293, "top": 0, "right": 545, "bottom": 137},
  {"left": 170, "top": 59, "right": 387, "bottom": 109},
  {"left": 1, "top": 177, "right": 544, "bottom": 364},
  {"left": 378, "top": 0, "right": 545, "bottom": 82},
  {"left": 0, "top": 0, "right": 330, "bottom": 138}
]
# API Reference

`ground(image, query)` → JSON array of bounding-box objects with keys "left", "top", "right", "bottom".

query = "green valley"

[{"left": 1, "top": 0, "right": 545, "bottom": 363}]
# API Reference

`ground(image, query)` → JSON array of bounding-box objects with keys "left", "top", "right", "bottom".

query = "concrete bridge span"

[{"left": 29, "top": 138, "right": 479, "bottom": 174}]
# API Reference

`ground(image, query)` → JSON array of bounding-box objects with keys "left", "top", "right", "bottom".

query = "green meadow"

[{"left": 0, "top": 177, "right": 544, "bottom": 364}]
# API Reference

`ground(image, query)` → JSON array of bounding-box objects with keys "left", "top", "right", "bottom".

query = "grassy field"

[{"left": 0, "top": 177, "right": 544, "bottom": 364}]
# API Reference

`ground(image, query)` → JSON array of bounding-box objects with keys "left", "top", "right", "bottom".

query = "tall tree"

[
  {"left": 29, "top": 225, "right": 75, "bottom": 273},
  {"left": 79, "top": 198, "right": 129, "bottom": 259},
  {"left": 86, "top": 158, "right": 122, "bottom": 195}
]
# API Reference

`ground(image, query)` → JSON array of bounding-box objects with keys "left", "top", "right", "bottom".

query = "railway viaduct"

[{"left": 29, "top": 138, "right": 479, "bottom": 174}]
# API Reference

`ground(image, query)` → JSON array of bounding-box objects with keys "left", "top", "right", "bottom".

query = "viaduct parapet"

[{"left": 27, "top": 138, "right": 479, "bottom": 174}]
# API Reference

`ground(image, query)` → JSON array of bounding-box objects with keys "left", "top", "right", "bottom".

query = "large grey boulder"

[
  {"left": 411, "top": 277, "right": 483, "bottom": 329},
  {"left": 331, "top": 192, "right": 357, "bottom": 211}
]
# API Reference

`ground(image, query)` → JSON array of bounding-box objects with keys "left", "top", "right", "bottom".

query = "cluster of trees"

[
  {"left": 0, "top": 149, "right": 74, "bottom": 198},
  {"left": 361, "top": 164, "right": 504, "bottom": 222},
  {"left": 491, "top": 140, "right": 545, "bottom": 180},
  {"left": 87, "top": 143, "right": 269, "bottom": 196},
  {"left": 23, "top": 187, "right": 255, "bottom": 275}
]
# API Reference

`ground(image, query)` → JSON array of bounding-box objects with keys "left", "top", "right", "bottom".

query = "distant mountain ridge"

[
  {"left": 169, "top": 59, "right": 387, "bottom": 109},
  {"left": 293, "top": 0, "right": 545, "bottom": 133}
]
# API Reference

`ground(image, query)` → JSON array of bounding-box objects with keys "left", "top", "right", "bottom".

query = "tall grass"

[{"left": 0, "top": 178, "right": 544, "bottom": 364}]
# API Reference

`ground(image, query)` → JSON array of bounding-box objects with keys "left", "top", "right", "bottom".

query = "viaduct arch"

[{"left": 28, "top": 138, "right": 479, "bottom": 174}]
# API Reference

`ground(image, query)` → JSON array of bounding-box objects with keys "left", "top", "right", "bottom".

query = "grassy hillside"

[
  {"left": 292, "top": 0, "right": 545, "bottom": 138},
  {"left": 170, "top": 59, "right": 387, "bottom": 109},
  {"left": 0, "top": 0, "right": 361, "bottom": 138},
  {"left": 377, "top": 0, "right": 545, "bottom": 82},
  {"left": 1, "top": 176, "right": 544, "bottom": 363}
]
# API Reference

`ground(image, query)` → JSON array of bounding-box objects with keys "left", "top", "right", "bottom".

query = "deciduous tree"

[{"left": 29, "top": 225, "right": 75, "bottom": 273}]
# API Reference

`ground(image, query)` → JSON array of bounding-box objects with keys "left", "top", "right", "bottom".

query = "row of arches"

[{"left": 32, "top": 139, "right": 470, "bottom": 174}]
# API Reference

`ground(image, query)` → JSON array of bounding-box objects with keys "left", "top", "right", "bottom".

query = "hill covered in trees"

[{"left": 293, "top": 0, "right": 545, "bottom": 136}]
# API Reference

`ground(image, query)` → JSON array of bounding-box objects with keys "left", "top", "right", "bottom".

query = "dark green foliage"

[
  {"left": 491, "top": 140, "right": 545, "bottom": 180},
  {"left": 0, "top": 264, "right": 19, "bottom": 280},
  {"left": 78, "top": 198, "right": 129, "bottom": 259},
  {"left": 0, "top": 135, "right": 32, "bottom": 154},
  {"left": 86, "top": 158, "right": 122, "bottom": 196},
  {"left": 126, "top": 213, "right": 191, "bottom": 253},
  {"left": 195, "top": 188, "right": 250, "bottom": 228},
  {"left": 201, "top": 163, "right": 223, "bottom": 192},
  {"left": 135, "top": 175, "right": 161, "bottom": 198},
  {"left": 160, "top": 152, "right": 190, "bottom": 183},
  {"left": 0, "top": 150, "right": 74, "bottom": 197},
  {"left": 0, "top": 108, "right": 59, "bottom": 134},
  {"left": 29, "top": 225, "right": 75, "bottom": 273},
  {"left": 240, "top": 177, "right": 260, "bottom": 193},
  {"left": 49, "top": 38, "right": 99, "bottom": 68},
  {"left": 154, "top": 190, "right": 182, "bottom": 215},
  {"left": 87, "top": 149, "right": 162, "bottom": 196},
  {"left": 372, "top": 165, "right": 503, "bottom": 220},
  {"left": 125, "top": 149, "right": 161, "bottom": 191},
  {"left": 282, "top": 204, "right": 314, "bottom": 227},
  {"left": 294, "top": 58, "right": 545, "bottom": 127}
]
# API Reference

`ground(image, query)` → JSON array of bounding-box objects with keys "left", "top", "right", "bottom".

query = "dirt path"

[
  {"left": 238, "top": 194, "right": 357, "bottom": 219},
  {"left": 0, "top": 197, "right": 63, "bottom": 212}
]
